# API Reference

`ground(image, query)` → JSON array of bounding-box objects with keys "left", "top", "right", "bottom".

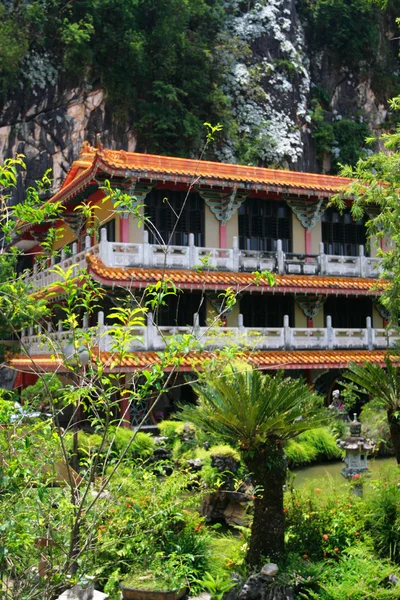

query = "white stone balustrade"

[
  {"left": 20, "top": 313, "right": 398, "bottom": 357},
  {"left": 24, "top": 229, "right": 384, "bottom": 289}
]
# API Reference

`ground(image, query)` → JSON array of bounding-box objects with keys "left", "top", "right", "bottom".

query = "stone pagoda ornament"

[{"left": 337, "top": 413, "right": 375, "bottom": 479}]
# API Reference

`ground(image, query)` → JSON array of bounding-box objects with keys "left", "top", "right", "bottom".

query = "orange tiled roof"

[
  {"left": 46, "top": 143, "right": 353, "bottom": 212},
  {"left": 9, "top": 349, "right": 395, "bottom": 373},
  {"left": 87, "top": 255, "right": 386, "bottom": 296}
]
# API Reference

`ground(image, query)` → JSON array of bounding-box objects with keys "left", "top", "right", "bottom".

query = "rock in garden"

[
  {"left": 260, "top": 563, "right": 279, "bottom": 578},
  {"left": 187, "top": 458, "right": 204, "bottom": 471},
  {"left": 56, "top": 584, "right": 109, "bottom": 600},
  {"left": 188, "top": 593, "right": 211, "bottom": 600}
]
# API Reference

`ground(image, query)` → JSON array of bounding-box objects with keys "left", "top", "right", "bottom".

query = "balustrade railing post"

[
  {"left": 359, "top": 245, "right": 365, "bottom": 278},
  {"left": 99, "top": 227, "right": 114, "bottom": 266},
  {"left": 97, "top": 311, "right": 106, "bottom": 350},
  {"left": 238, "top": 313, "right": 244, "bottom": 330},
  {"left": 277, "top": 240, "right": 285, "bottom": 275},
  {"left": 83, "top": 314, "right": 89, "bottom": 329},
  {"left": 146, "top": 312, "right": 155, "bottom": 350},
  {"left": 72, "top": 242, "right": 78, "bottom": 256},
  {"left": 326, "top": 315, "right": 334, "bottom": 349},
  {"left": 61, "top": 248, "right": 66, "bottom": 262},
  {"left": 283, "top": 314, "right": 291, "bottom": 349},
  {"left": 143, "top": 230, "right": 151, "bottom": 267},
  {"left": 58, "top": 321, "right": 63, "bottom": 333},
  {"left": 318, "top": 242, "right": 326, "bottom": 276},
  {"left": 232, "top": 236, "right": 240, "bottom": 271},
  {"left": 188, "top": 233, "right": 196, "bottom": 269},
  {"left": 85, "top": 235, "right": 91, "bottom": 251},
  {"left": 366, "top": 316, "right": 374, "bottom": 350}
]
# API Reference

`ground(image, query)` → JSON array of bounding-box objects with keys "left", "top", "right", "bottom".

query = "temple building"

[{"left": 10, "top": 143, "right": 394, "bottom": 426}]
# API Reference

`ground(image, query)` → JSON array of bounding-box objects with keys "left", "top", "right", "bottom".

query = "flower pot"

[{"left": 119, "top": 584, "right": 187, "bottom": 600}]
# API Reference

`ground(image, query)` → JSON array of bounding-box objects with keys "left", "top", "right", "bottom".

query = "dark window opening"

[
  {"left": 16, "top": 253, "right": 34, "bottom": 275},
  {"left": 102, "top": 218, "right": 116, "bottom": 242},
  {"left": 239, "top": 198, "right": 292, "bottom": 252},
  {"left": 240, "top": 294, "right": 294, "bottom": 327},
  {"left": 155, "top": 292, "right": 206, "bottom": 327},
  {"left": 322, "top": 208, "right": 367, "bottom": 256},
  {"left": 324, "top": 297, "right": 372, "bottom": 328},
  {"left": 145, "top": 189, "right": 204, "bottom": 247}
]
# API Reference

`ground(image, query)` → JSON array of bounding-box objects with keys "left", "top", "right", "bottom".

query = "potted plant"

[
  {"left": 120, "top": 556, "right": 188, "bottom": 600},
  {"left": 120, "top": 573, "right": 187, "bottom": 600}
]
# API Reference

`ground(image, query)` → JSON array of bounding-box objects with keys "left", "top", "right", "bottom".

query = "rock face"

[
  {"left": 0, "top": 1, "right": 397, "bottom": 183},
  {"left": 0, "top": 84, "right": 136, "bottom": 196}
]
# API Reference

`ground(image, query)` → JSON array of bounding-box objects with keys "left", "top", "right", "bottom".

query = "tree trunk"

[
  {"left": 244, "top": 441, "right": 286, "bottom": 568},
  {"left": 388, "top": 409, "right": 400, "bottom": 464}
]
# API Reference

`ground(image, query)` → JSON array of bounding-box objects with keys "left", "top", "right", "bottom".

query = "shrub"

[
  {"left": 360, "top": 402, "right": 393, "bottom": 456},
  {"left": 285, "top": 427, "right": 342, "bottom": 468},
  {"left": 209, "top": 444, "right": 240, "bottom": 462},
  {"left": 110, "top": 428, "right": 154, "bottom": 460},
  {"left": 365, "top": 465, "right": 400, "bottom": 562},
  {"left": 285, "top": 481, "right": 365, "bottom": 560}
]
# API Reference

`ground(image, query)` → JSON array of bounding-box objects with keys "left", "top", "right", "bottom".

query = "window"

[
  {"left": 321, "top": 208, "right": 367, "bottom": 256},
  {"left": 240, "top": 294, "right": 294, "bottom": 327},
  {"left": 324, "top": 297, "right": 372, "bottom": 328},
  {"left": 103, "top": 218, "right": 116, "bottom": 243},
  {"left": 155, "top": 292, "right": 206, "bottom": 327},
  {"left": 145, "top": 189, "right": 204, "bottom": 247},
  {"left": 238, "top": 198, "right": 292, "bottom": 252}
]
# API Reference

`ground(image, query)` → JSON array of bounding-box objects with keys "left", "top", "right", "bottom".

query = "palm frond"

[{"left": 179, "top": 368, "right": 328, "bottom": 449}]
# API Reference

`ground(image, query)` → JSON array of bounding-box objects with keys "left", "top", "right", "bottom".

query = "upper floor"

[{"left": 15, "top": 143, "right": 385, "bottom": 287}]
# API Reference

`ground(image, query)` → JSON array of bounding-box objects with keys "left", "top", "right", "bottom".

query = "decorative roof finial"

[{"left": 96, "top": 133, "right": 103, "bottom": 151}]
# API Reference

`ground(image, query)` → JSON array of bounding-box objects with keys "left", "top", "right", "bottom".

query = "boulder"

[{"left": 260, "top": 564, "right": 278, "bottom": 578}]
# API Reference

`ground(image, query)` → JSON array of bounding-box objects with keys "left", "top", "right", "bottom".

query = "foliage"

[
  {"left": 20, "top": 374, "right": 64, "bottom": 411},
  {"left": 300, "top": 0, "right": 381, "bottom": 67},
  {"left": 334, "top": 95, "right": 400, "bottom": 321},
  {"left": 285, "top": 427, "right": 342, "bottom": 468},
  {"left": 343, "top": 357, "right": 400, "bottom": 463},
  {"left": 180, "top": 366, "right": 328, "bottom": 565},
  {"left": 360, "top": 402, "right": 393, "bottom": 456},
  {"left": 181, "top": 368, "right": 327, "bottom": 451},
  {"left": 296, "top": 545, "right": 400, "bottom": 599},
  {"left": 311, "top": 102, "right": 370, "bottom": 173},
  {"left": 0, "top": 0, "right": 229, "bottom": 157},
  {"left": 285, "top": 482, "right": 365, "bottom": 561},
  {"left": 364, "top": 465, "right": 400, "bottom": 562},
  {"left": 95, "top": 467, "right": 210, "bottom": 598}
]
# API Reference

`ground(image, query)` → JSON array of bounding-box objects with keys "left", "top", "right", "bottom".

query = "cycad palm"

[
  {"left": 344, "top": 357, "right": 400, "bottom": 464},
  {"left": 180, "top": 367, "right": 327, "bottom": 566}
]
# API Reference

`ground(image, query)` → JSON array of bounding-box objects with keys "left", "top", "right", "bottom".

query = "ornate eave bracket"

[
  {"left": 285, "top": 196, "right": 327, "bottom": 231},
  {"left": 373, "top": 299, "right": 391, "bottom": 322},
  {"left": 113, "top": 181, "right": 155, "bottom": 218},
  {"left": 197, "top": 187, "right": 250, "bottom": 225},
  {"left": 295, "top": 294, "right": 327, "bottom": 319},
  {"left": 63, "top": 211, "right": 87, "bottom": 238}
]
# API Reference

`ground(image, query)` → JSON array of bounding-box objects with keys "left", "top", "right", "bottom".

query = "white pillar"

[{"left": 277, "top": 240, "right": 285, "bottom": 275}]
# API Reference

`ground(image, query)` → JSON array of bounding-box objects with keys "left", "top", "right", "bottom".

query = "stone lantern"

[{"left": 337, "top": 413, "right": 375, "bottom": 479}]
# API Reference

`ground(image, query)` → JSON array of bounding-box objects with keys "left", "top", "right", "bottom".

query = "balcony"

[
  {"left": 21, "top": 313, "right": 398, "bottom": 357},
  {"left": 25, "top": 228, "right": 384, "bottom": 290}
]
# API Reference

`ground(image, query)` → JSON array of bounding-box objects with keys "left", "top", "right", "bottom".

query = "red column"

[
  {"left": 219, "top": 222, "right": 227, "bottom": 249},
  {"left": 307, "top": 317, "right": 314, "bottom": 328},
  {"left": 119, "top": 216, "right": 130, "bottom": 243},
  {"left": 305, "top": 229, "right": 312, "bottom": 256}
]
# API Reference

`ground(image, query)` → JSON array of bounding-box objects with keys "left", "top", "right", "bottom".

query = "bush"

[
  {"left": 110, "top": 428, "right": 154, "bottom": 460},
  {"left": 360, "top": 402, "right": 393, "bottom": 456},
  {"left": 365, "top": 465, "right": 400, "bottom": 563},
  {"left": 209, "top": 444, "right": 240, "bottom": 462},
  {"left": 285, "top": 480, "right": 365, "bottom": 560},
  {"left": 286, "top": 428, "right": 342, "bottom": 468}
]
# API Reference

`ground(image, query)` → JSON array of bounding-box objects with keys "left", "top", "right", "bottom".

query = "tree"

[
  {"left": 334, "top": 96, "right": 400, "bottom": 322},
  {"left": 343, "top": 357, "right": 400, "bottom": 464},
  {"left": 179, "top": 366, "right": 327, "bottom": 567}
]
